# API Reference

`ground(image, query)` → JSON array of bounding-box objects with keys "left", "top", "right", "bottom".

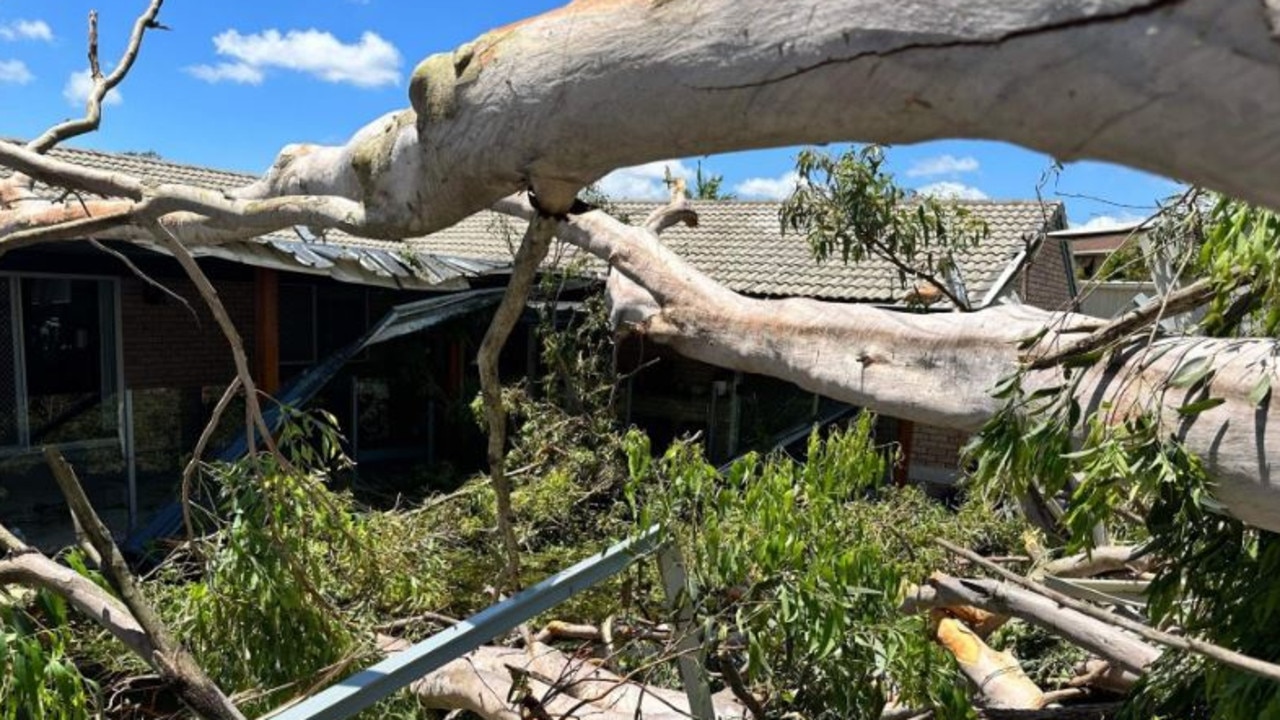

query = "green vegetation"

[{"left": 631, "top": 418, "right": 1030, "bottom": 719}]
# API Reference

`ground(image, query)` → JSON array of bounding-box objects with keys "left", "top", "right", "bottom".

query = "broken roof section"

[{"left": 124, "top": 288, "right": 507, "bottom": 557}]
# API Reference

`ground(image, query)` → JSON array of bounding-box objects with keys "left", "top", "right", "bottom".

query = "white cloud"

[
  {"left": 0, "top": 59, "right": 32, "bottom": 84},
  {"left": 0, "top": 20, "right": 53, "bottom": 42},
  {"left": 906, "top": 154, "right": 979, "bottom": 177},
  {"left": 186, "top": 62, "right": 265, "bottom": 85},
  {"left": 62, "top": 70, "right": 123, "bottom": 107},
  {"left": 734, "top": 171, "right": 801, "bottom": 200},
  {"left": 1074, "top": 213, "right": 1146, "bottom": 231},
  {"left": 188, "top": 28, "right": 402, "bottom": 88},
  {"left": 597, "top": 160, "right": 695, "bottom": 200},
  {"left": 915, "top": 181, "right": 989, "bottom": 201}
]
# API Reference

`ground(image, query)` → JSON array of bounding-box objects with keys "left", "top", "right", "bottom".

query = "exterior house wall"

[
  {"left": 1018, "top": 236, "right": 1077, "bottom": 311},
  {"left": 121, "top": 276, "right": 255, "bottom": 390}
]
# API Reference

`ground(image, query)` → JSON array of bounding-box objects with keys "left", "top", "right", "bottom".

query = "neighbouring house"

[
  {"left": 1052, "top": 222, "right": 1160, "bottom": 319},
  {"left": 1, "top": 145, "right": 1075, "bottom": 549}
]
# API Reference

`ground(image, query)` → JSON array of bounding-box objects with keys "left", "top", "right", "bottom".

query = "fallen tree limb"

[
  {"left": 904, "top": 574, "right": 1161, "bottom": 675},
  {"left": 934, "top": 616, "right": 1045, "bottom": 710},
  {"left": 386, "top": 640, "right": 747, "bottom": 720},
  {"left": 0, "top": 550, "right": 153, "bottom": 659},
  {"left": 1038, "top": 547, "right": 1150, "bottom": 579},
  {"left": 44, "top": 448, "right": 245, "bottom": 720},
  {"left": 477, "top": 215, "right": 556, "bottom": 588},
  {"left": 935, "top": 538, "right": 1280, "bottom": 683}
]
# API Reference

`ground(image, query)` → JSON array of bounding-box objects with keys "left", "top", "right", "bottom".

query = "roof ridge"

[{"left": 45, "top": 142, "right": 261, "bottom": 182}]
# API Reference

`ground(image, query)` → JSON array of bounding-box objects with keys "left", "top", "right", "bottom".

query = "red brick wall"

[
  {"left": 1019, "top": 236, "right": 1076, "bottom": 311},
  {"left": 910, "top": 423, "right": 970, "bottom": 471},
  {"left": 121, "top": 275, "right": 255, "bottom": 390}
]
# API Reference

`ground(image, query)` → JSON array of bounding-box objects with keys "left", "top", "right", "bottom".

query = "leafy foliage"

[
  {"left": 630, "top": 415, "right": 1027, "bottom": 719},
  {"left": 153, "top": 408, "right": 442, "bottom": 715},
  {"left": 1194, "top": 197, "right": 1280, "bottom": 336},
  {"left": 782, "top": 146, "right": 989, "bottom": 309},
  {"left": 0, "top": 586, "right": 98, "bottom": 720},
  {"left": 692, "top": 161, "right": 734, "bottom": 200}
]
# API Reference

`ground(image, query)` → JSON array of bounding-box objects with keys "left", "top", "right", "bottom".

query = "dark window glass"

[
  {"left": 0, "top": 278, "right": 16, "bottom": 446},
  {"left": 20, "top": 278, "right": 118, "bottom": 444},
  {"left": 279, "top": 284, "right": 316, "bottom": 365},
  {"left": 317, "top": 285, "right": 368, "bottom": 356}
]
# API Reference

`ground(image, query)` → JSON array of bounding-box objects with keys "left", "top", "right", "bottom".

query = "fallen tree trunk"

[{"left": 7, "top": 2, "right": 1280, "bottom": 534}]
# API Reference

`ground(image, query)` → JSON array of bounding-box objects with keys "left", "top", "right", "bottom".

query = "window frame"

[{"left": 0, "top": 271, "right": 124, "bottom": 454}]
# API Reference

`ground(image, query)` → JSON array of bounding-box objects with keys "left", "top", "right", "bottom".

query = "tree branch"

[
  {"left": 149, "top": 222, "right": 280, "bottom": 465},
  {"left": 43, "top": 447, "right": 246, "bottom": 720},
  {"left": 0, "top": 550, "right": 154, "bottom": 658},
  {"left": 935, "top": 538, "right": 1280, "bottom": 684},
  {"left": 1027, "top": 277, "right": 1222, "bottom": 369},
  {"left": 478, "top": 214, "right": 556, "bottom": 588},
  {"left": 27, "top": 1, "right": 168, "bottom": 154}
]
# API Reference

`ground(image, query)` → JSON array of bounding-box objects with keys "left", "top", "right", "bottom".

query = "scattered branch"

[
  {"left": 935, "top": 538, "right": 1280, "bottom": 684},
  {"left": 43, "top": 447, "right": 246, "bottom": 720},
  {"left": 181, "top": 376, "right": 243, "bottom": 542}
]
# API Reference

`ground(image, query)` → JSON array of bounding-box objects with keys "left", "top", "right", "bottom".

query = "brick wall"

[
  {"left": 909, "top": 422, "right": 970, "bottom": 479},
  {"left": 1018, "top": 236, "right": 1076, "bottom": 311},
  {"left": 121, "top": 275, "right": 256, "bottom": 390}
]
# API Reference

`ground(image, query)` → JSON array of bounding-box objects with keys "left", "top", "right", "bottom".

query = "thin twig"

[
  {"left": 181, "top": 376, "right": 242, "bottom": 542},
  {"left": 718, "top": 653, "right": 765, "bottom": 720},
  {"left": 89, "top": 238, "right": 199, "bottom": 324}
]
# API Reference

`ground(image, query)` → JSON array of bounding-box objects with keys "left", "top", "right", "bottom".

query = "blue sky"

[{"left": 0, "top": 1, "right": 1182, "bottom": 228}]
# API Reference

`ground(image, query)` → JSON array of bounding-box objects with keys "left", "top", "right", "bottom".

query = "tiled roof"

[
  {"left": 409, "top": 200, "right": 1066, "bottom": 305},
  {"left": 6, "top": 145, "right": 1064, "bottom": 302}
]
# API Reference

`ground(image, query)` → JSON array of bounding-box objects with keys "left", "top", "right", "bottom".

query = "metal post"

[
  {"left": 657, "top": 544, "right": 717, "bottom": 720},
  {"left": 124, "top": 389, "right": 137, "bottom": 531}
]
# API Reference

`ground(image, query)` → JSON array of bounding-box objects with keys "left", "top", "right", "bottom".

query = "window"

[
  {"left": 0, "top": 275, "right": 120, "bottom": 450},
  {"left": 279, "top": 282, "right": 370, "bottom": 369},
  {"left": 279, "top": 283, "right": 317, "bottom": 365}
]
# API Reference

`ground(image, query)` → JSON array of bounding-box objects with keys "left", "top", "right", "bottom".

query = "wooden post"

[{"left": 254, "top": 268, "right": 280, "bottom": 395}]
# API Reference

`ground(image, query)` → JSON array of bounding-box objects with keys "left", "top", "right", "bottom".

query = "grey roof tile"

[{"left": 409, "top": 200, "right": 1065, "bottom": 305}]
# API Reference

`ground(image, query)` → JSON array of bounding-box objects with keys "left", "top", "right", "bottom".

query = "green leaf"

[
  {"left": 1169, "top": 356, "right": 1215, "bottom": 389},
  {"left": 1250, "top": 375, "right": 1273, "bottom": 407},
  {"left": 1177, "top": 397, "right": 1227, "bottom": 417}
]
